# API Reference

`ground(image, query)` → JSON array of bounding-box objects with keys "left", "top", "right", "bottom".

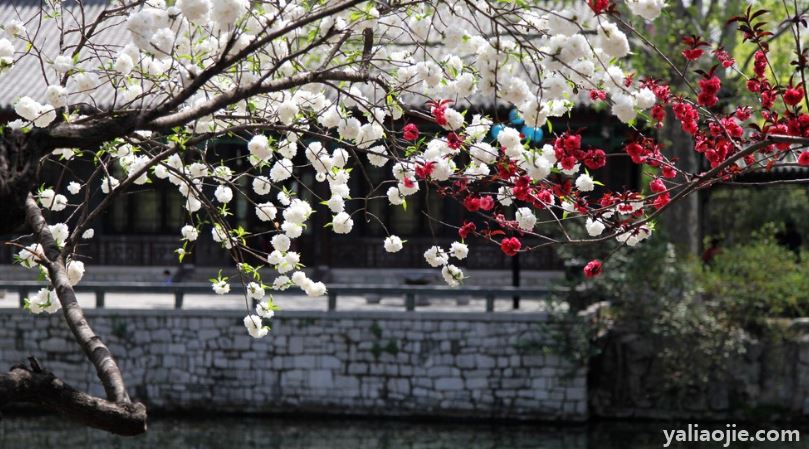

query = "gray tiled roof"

[{"left": 0, "top": 0, "right": 125, "bottom": 109}]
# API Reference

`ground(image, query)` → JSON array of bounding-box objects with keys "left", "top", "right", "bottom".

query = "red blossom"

[
  {"left": 721, "top": 117, "right": 744, "bottom": 138},
  {"left": 500, "top": 237, "right": 522, "bottom": 257},
  {"left": 458, "top": 221, "right": 476, "bottom": 239},
  {"left": 697, "top": 92, "right": 718, "bottom": 107},
  {"left": 478, "top": 195, "right": 495, "bottom": 211},
  {"left": 512, "top": 176, "right": 531, "bottom": 202},
  {"left": 661, "top": 164, "right": 677, "bottom": 179},
  {"left": 651, "top": 104, "right": 666, "bottom": 124},
  {"left": 682, "top": 48, "right": 704, "bottom": 61},
  {"left": 446, "top": 132, "right": 464, "bottom": 149},
  {"left": 784, "top": 86, "right": 805, "bottom": 106},
  {"left": 712, "top": 47, "right": 735, "bottom": 68},
  {"left": 553, "top": 132, "right": 586, "bottom": 169},
  {"left": 649, "top": 178, "right": 666, "bottom": 193},
  {"left": 589, "top": 89, "right": 607, "bottom": 101},
  {"left": 536, "top": 189, "right": 554, "bottom": 207},
  {"left": 415, "top": 161, "right": 436, "bottom": 179},
  {"left": 787, "top": 113, "right": 809, "bottom": 137},
  {"left": 403, "top": 123, "right": 419, "bottom": 141},
  {"left": 735, "top": 106, "right": 752, "bottom": 121},
  {"left": 798, "top": 151, "right": 809, "bottom": 166},
  {"left": 697, "top": 76, "right": 721, "bottom": 107},
  {"left": 587, "top": 0, "right": 610, "bottom": 14},
  {"left": 599, "top": 193, "right": 617, "bottom": 208},
  {"left": 583, "top": 260, "right": 603, "bottom": 278},
  {"left": 624, "top": 142, "right": 649, "bottom": 164},
  {"left": 496, "top": 160, "right": 518, "bottom": 180},
  {"left": 583, "top": 149, "right": 607, "bottom": 170},
  {"left": 427, "top": 99, "right": 453, "bottom": 126},
  {"left": 402, "top": 177, "right": 416, "bottom": 189},
  {"left": 653, "top": 192, "right": 671, "bottom": 209},
  {"left": 681, "top": 35, "right": 709, "bottom": 61},
  {"left": 699, "top": 76, "right": 720, "bottom": 95},
  {"left": 652, "top": 83, "right": 671, "bottom": 103},
  {"left": 672, "top": 101, "right": 699, "bottom": 135},
  {"left": 463, "top": 195, "right": 481, "bottom": 212},
  {"left": 753, "top": 50, "right": 767, "bottom": 78},
  {"left": 760, "top": 86, "right": 777, "bottom": 109},
  {"left": 623, "top": 74, "right": 634, "bottom": 88}
]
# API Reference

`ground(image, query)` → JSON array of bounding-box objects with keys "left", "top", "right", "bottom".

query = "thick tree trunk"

[
  {"left": 660, "top": 108, "right": 702, "bottom": 256},
  {"left": 0, "top": 131, "right": 40, "bottom": 234},
  {"left": 3, "top": 194, "right": 149, "bottom": 436}
]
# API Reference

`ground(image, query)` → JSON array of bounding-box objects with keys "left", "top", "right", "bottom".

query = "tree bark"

[
  {"left": 0, "top": 360, "right": 147, "bottom": 436},
  {"left": 0, "top": 132, "right": 41, "bottom": 234},
  {"left": 12, "top": 194, "right": 148, "bottom": 436},
  {"left": 660, "top": 108, "right": 702, "bottom": 256}
]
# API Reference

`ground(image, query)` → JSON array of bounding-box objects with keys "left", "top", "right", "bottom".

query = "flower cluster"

[{"left": 11, "top": 0, "right": 809, "bottom": 341}]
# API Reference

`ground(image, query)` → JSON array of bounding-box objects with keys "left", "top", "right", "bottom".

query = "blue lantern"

[
  {"left": 490, "top": 124, "right": 504, "bottom": 139},
  {"left": 509, "top": 108, "right": 524, "bottom": 125},
  {"left": 521, "top": 125, "right": 544, "bottom": 143}
]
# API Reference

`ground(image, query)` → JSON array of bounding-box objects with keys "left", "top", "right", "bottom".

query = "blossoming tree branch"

[{"left": 0, "top": 0, "right": 807, "bottom": 435}]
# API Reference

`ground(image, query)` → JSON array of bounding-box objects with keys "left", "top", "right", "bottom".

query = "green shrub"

[{"left": 698, "top": 226, "right": 809, "bottom": 325}]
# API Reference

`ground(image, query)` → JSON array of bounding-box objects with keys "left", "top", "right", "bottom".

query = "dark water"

[{"left": 0, "top": 415, "right": 807, "bottom": 448}]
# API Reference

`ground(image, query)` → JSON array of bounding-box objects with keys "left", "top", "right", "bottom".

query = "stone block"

[
  {"left": 435, "top": 378, "right": 464, "bottom": 391},
  {"left": 308, "top": 370, "right": 334, "bottom": 389}
]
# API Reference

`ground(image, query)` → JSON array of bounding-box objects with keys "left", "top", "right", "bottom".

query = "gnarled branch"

[
  {"left": 19, "top": 193, "right": 147, "bottom": 435},
  {"left": 0, "top": 360, "right": 147, "bottom": 436}
]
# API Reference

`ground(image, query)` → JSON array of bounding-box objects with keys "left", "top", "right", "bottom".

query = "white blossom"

[
  {"left": 51, "top": 54, "right": 73, "bottom": 73},
  {"left": 515, "top": 207, "right": 537, "bottom": 232},
  {"left": 256, "top": 301, "right": 275, "bottom": 319},
  {"left": 270, "top": 159, "right": 293, "bottom": 182},
  {"left": 246, "top": 282, "right": 265, "bottom": 300},
  {"left": 384, "top": 235, "right": 403, "bottom": 253},
  {"left": 627, "top": 0, "right": 666, "bottom": 21},
  {"left": 441, "top": 264, "right": 464, "bottom": 287},
  {"left": 252, "top": 176, "right": 272, "bottom": 195},
  {"left": 66, "top": 260, "right": 85, "bottom": 286},
  {"left": 4, "top": 20, "right": 26, "bottom": 38},
  {"left": 424, "top": 246, "right": 449, "bottom": 267},
  {"left": 331, "top": 212, "right": 353, "bottom": 234},
  {"left": 181, "top": 225, "right": 199, "bottom": 241},
  {"left": 101, "top": 176, "right": 120, "bottom": 194},
  {"left": 67, "top": 181, "right": 81, "bottom": 195},
  {"left": 38, "top": 188, "right": 67, "bottom": 211},
  {"left": 271, "top": 234, "right": 291, "bottom": 252},
  {"left": 450, "top": 241, "right": 468, "bottom": 260},
  {"left": 212, "top": 0, "right": 249, "bottom": 28},
  {"left": 248, "top": 134, "right": 272, "bottom": 163},
  {"left": 212, "top": 280, "right": 230, "bottom": 294},
  {"left": 177, "top": 0, "right": 211, "bottom": 24},
  {"left": 256, "top": 202, "right": 278, "bottom": 222},
  {"left": 214, "top": 185, "right": 233, "bottom": 203},
  {"left": 586, "top": 217, "right": 606, "bottom": 237},
  {"left": 27, "top": 288, "right": 60, "bottom": 314},
  {"left": 17, "top": 243, "right": 43, "bottom": 268},
  {"left": 243, "top": 314, "right": 268, "bottom": 338},
  {"left": 575, "top": 173, "right": 595, "bottom": 192},
  {"left": 49, "top": 223, "right": 69, "bottom": 246},
  {"left": 45, "top": 85, "right": 67, "bottom": 108}
]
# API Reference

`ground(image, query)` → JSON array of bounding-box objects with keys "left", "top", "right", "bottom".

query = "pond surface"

[{"left": 0, "top": 415, "right": 806, "bottom": 449}]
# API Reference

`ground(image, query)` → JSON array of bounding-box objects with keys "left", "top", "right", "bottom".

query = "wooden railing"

[{"left": 0, "top": 281, "right": 557, "bottom": 312}]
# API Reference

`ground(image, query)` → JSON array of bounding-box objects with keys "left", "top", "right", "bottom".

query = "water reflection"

[
  {"left": 0, "top": 415, "right": 807, "bottom": 449},
  {"left": 0, "top": 415, "right": 583, "bottom": 449}
]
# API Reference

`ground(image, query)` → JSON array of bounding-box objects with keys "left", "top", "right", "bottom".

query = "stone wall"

[{"left": 0, "top": 309, "right": 586, "bottom": 420}]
